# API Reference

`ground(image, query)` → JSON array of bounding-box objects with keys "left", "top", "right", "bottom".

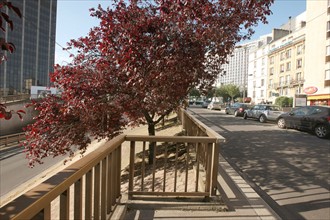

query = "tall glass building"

[{"left": 0, "top": 0, "right": 57, "bottom": 97}]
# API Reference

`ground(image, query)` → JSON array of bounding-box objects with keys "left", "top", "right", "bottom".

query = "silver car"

[
  {"left": 243, "top": 104, "right": 284, "bottom": 123},
  {"left": 207, "top": 101, "right": 222, "bottom": 110}
]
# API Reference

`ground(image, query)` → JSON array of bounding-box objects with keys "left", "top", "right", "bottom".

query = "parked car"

[
  {"left": 225, "top": 103, "right": 253, "bottom": 117},
  {"left": 243, "top": 104, "right": 284, "bottom": 123},
  {"left": 277, "top": 105, "right": 330, "bottom": 139},
  {"left": 202, "top": 100, "right": 211, "bottom": 108},
  {"left": 207, "top": 101, "right": 222, "bottom": 110}
]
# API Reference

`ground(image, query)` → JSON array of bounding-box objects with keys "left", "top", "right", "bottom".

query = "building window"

[
  {"left": 286, "top": 49, "right": 291, "bottom": 59},
  {"left": 270, "top": 56, "right": 274, "bottom": 64},
  {"left": 254, "top": 61, "right": 257, "bottom": 68},
  {"left": 280, "top": 64, "right": 285, "bottom": 73},
  {"left": 269, "top": 79, "right": 273, "bottom": 87},
  {"left": 261, "top": 68, "right": 264, "bottom": 75},
  {"left": 262, "top": 58, "right": 265, "bottom": 66},
  {"left": 261, "top": 90, "right": 264, "bottom": 97},
  {"left": 253, "top": 81, "right": 256, "bottom": 88},
  {"left": 280, "top": 52, "right": 285, "bottom": 61},
  {"left": 280, "top": 76, "right": 284, "bottom": 86},
  {"left": 253, "top": 91, "right": 256, "bottom": 98},
  {"left": 286, "top": 75, "right": 290, "bottom": 85},
  {"left": 286, "top": 62, "right": 291, "bottom": 71},
  {"left": 327, "top": 21, "right": 330, "bottom": 38},
  {"left": 270, "top": 67, "right": 274, "bottom": 75},
  {"left": 261, "top": 79, "right": 264, "bottom": 86},
  {"left": 295, "top": 87, "right": 301, "bottom": 94},
  {"left": 297, "top": 45, "right": 303, "bottom": 55},
  {"left": 326, "top": 46, "right": 330, "bottom": 62},
  {"left": 296, "top": 59, "right": 302, "bottom": 69},
  {"left": 326, "top": 69, "right": 330, "bottom": 80},
  {"left": 296, "top": 72, "right": 302, "bottom": 81},
  {"left": 327, "top": 45, "right": 330, "bottom": 55}
]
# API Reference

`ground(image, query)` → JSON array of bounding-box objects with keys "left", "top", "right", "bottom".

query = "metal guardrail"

[
  {"left": 0, "top": 108, "right": 225, "bottom": 220},
  {"left": 0, "top": 133, "right": 26, "bottom": 149},
  {"left": 0, "top": 94, "right": 30, "bottom": 103}
]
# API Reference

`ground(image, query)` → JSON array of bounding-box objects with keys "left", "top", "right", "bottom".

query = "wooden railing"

[
  {"left": 0, "top": 135, "right": 125, "bottom": 220},
  {"left": 126, "top": 135, "right": 219, "bottom": 199},
  {"left": 0, "top": 109, "right": 225, "bottom": 220},
  {"left": 179, "top": 108, "right": 225, "bottom": 195}
]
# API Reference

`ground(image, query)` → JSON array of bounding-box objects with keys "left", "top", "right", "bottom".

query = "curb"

[{"left": 217, "top": 153, "right": 281, "bottom": 219}]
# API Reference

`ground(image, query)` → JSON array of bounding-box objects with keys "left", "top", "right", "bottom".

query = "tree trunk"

[{"left": 148, "top": 122, "right": 155, "bottom": 164}]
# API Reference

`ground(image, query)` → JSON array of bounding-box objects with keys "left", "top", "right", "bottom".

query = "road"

[
  {"left": 0, "top": 136, "right": 109, "bottom": 207},
  {"left": 0, "top": 145, "right": 68, "bottom": 205},
  {"left": 189, "top": 106, "right": 330, "bottom": 220}
]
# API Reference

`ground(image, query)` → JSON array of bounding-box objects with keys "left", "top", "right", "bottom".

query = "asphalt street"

[{"left": 189, "top": 106, "right": 330, "bottom": 220}]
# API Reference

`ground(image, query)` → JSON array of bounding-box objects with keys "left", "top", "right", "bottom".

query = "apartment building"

[
  {"left": 215, "top": 2, "right": 329, "bottom": 106},
  {"left": 214, "top": 42, "right": 256, "bottom": 99},
  {"left": 248, "top": 35, "right": 272, "bottom": 104},
  {"left": 304, "top": 0, "right": 330, "bottom": 105},
  {"left": 0, "top": 0, "right": 57, "bottom": 97},
  {"left": 267, "top": 25, "right": 306, "bottom": 104}
]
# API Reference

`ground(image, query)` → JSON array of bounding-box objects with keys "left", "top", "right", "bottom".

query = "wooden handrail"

[{"left": 125, "top": 135, "right": 217, "bottom": 143}]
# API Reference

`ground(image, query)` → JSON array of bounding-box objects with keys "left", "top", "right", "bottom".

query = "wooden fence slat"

[
  {"left": 101, "top": 158, "right": 107, "bottom": 219},
  {"left": 152, "top": 143, "right": 157, "bottom": 192},
  {"left": 43, "top": 204, "right": 51, "bottom": 220},
  {"left": 163, "top": 144, "right": 168, "bottom": 192},
  {"left": 74, "top": 178, "right": 83, "bottom": 220},
  {"left": 107, "top": 154, "right": 112, "bottom": 214},
  {"left": 129, "top": 141, "right": 135, "bottom": 199},
  {"left": 116, "top": 146, "right": 122, "bottom": 198},
  {"left": 174, "top": 144, "right": 178, "bottom": 192},
  {"left": 141, "top": 142, "right": 146, "bottom": 191},
  {"left": 60, "top": 188, "right": 70, "bottom": 220},
  {"left": 94, "top": 163, "right": 101, "bottom": 220},
  {"left": 195, "top": 143, "right": 200, "bottom": 192},
  {"left": 85, "top": 170, "right": 93, "bottom": 219},
  {"left": 185, "top": 144, "right": 189, "bottom": 192}
]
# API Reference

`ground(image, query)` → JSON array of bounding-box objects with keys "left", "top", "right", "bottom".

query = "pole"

[{"left": 243, "top": 46, "right": 247, "bottom": 102}]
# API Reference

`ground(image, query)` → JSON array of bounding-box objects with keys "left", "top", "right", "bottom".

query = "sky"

[{"left": 55, "top": 0, "right": 306, "bottom": 65}]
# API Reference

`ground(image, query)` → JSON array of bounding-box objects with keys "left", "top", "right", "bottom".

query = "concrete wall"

[{"left": 0, "top": 101, "right": 37, "bottom": 136}]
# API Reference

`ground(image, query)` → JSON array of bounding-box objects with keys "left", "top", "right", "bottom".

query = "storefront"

[{"left": 308, "top": 94, "right": 330, "bottom": 106}]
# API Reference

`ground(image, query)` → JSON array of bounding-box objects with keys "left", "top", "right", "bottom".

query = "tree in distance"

[
  {"left": 215, "top": 84, "right": 241, "bottom": 103},
  {"left": 23, "top": 0, "right": 274, "bottom": 166}
]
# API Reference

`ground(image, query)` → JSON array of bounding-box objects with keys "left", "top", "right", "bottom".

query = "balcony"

[{"left": 290, "top": 78, "right": 305, "bottom": 85}]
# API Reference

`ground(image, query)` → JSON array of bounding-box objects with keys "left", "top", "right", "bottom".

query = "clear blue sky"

[{"left": 55, "top": 0, "right": 306, "bottom": 65}]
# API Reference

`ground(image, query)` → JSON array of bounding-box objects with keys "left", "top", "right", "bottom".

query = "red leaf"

[{"left": 4, "top": 112, "right": 12, "bottom": 120}]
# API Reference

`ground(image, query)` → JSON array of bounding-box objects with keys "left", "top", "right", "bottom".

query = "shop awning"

[{"left": 307, "top": 94, "right": 330, "bottom": 100}]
